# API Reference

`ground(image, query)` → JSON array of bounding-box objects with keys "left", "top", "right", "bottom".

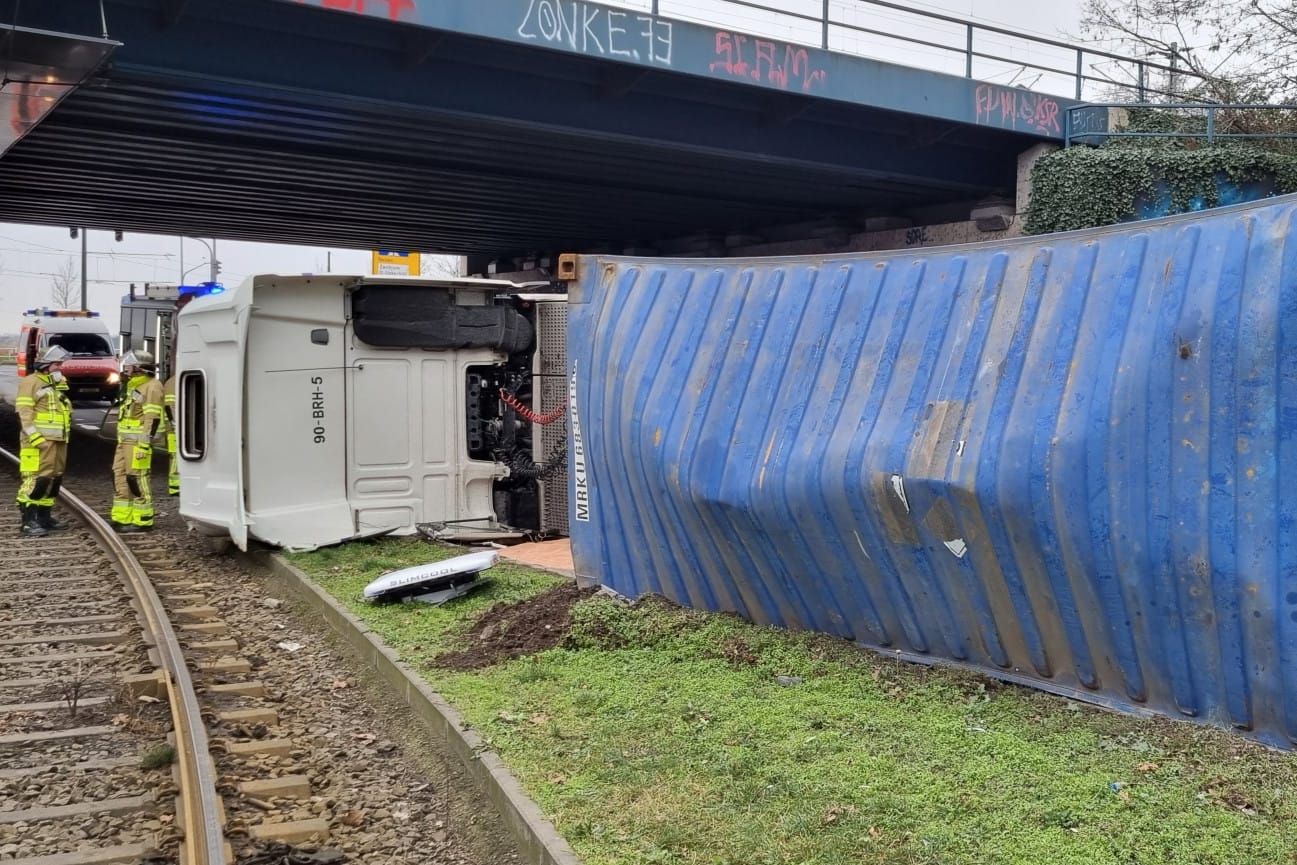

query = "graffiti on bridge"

[
  {"left": 518, "top": 0, "right": 674, "bottom": 65},
  {"left": 974, "top": 83, "right": 1060, "bottom": 135},
  {"left": 295, "top": 0, "right": 417, "bottom": 21},
  {"left": 709, "top": 32, "right": 827, "bottom": 93},
  {"left": 1067, "top": 106, "right": 1111, "bottom": 139}
]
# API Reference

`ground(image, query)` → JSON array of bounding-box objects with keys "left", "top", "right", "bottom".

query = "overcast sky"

[
  {"left": 0, "top": 231, "right": 410, "bottom": 338},
  {"left": 0, "top": 0, "right": 1085, "bottom": 337}
]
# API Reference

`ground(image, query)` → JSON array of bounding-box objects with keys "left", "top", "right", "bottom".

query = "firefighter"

[
  {"left": 111, "top": 350, "right": 165, "bottom": 533},
  {"left": 163, "top": 374, "right": 179, "bottom": 495},
  {"left": 15, "top": 345, "right": 72, "bottom": 537}
]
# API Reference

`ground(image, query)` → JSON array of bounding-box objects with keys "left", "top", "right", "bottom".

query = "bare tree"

[
  {"left": 1080, "top": 0, "right": 1297, "bottom": 102},
  {"left": 420, "top": 255, "right": 464, "bottom": 278},
  {"left": 49, "top": 257, "right": 79, "bottom": 309}
]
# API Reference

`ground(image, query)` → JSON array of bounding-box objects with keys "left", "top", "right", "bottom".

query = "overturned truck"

[
  {"left": 564, "top": 193, "right": 1297, "bottom": 748},
  {"left": 176, "top": 275, "right": 568, "bottom": 551}
]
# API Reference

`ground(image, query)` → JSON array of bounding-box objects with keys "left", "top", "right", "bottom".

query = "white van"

[{"left": 17, "top": 309, "right": 120, "bottom": 403}]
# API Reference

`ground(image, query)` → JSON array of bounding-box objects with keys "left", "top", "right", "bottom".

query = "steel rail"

[{"left": 0, "top": 446, "right": 228, "bottom": 865}]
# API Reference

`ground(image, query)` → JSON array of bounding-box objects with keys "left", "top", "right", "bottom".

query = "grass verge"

[{"left": 288, "top": 538, "right": 1297, "bottom": 865}]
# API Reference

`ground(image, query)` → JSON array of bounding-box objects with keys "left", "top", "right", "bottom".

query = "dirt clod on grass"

[
  {"left": 715, "top": 636, "right": 761, "bottom": 667},
  {"left": 435, "top": 582, "right": 596, "bottom": 670}
]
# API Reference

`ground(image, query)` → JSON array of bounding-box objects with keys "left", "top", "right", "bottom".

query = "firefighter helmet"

[
  {"left": 121, "top": 349, "right": 156, "bottom": 370},
  {"left": 34, "top": 345, "right": 70, "bottom": 368}
]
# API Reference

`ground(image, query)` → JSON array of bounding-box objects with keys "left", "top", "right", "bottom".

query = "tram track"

[
  {"left": 0, "top": 446, "right": 363, "bottom": 864},
  {"left": 0, "top": 445, "right": 227, "bottom": 865},
  {"left": 0, "top": 400, "right": 524, "bottom": 865}
]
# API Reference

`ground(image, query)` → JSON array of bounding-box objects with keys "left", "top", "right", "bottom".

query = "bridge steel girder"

[
  {"left": 0, "top": 0, "right": 1045, "bottom": 256},
  {"left": 260, "top": 0, "right": 1077, "bottom": 140}
]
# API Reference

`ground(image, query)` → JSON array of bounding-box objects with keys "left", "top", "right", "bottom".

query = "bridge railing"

[
  {"left": 608, "top": 0, "right": 1198, "bottom": 102},
  {"left": 1065, "top": 103, "right": 1297, "bottom": 147}
]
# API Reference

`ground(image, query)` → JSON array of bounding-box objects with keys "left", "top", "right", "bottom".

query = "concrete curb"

[{"left": 252, "top": 551, "right": 583, "bottom": 865}]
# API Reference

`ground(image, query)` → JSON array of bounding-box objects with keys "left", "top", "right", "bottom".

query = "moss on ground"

[{"left": 288, "top": 539, "right": 1297, "bottom": 865}]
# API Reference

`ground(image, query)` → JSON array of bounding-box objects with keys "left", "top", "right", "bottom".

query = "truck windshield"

[{"left": 48, "top": 333, "right": 113, "bottom": 357}]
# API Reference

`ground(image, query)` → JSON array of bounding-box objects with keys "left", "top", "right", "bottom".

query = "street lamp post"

[
  {"left": 185, "top": 237, "right": 220, "bottom": 283},
  {"left": 181, "top": 261, "right": 211, "bottom": 282},
  {"left": 71, "top": 227, "right": 124, "bottom": 310},
  {"left": 80, "top": 230, "right": 87, "bottom": 311}
]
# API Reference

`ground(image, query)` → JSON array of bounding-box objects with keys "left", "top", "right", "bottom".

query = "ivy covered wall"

[{"left": 1023, "top": 111, "right": 1297, "bottom": 235}]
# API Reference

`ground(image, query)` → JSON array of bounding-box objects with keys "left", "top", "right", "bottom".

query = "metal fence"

[
  {"left": 602, "top": 0, "right": 1200, "bottom": 101},
  {"left": 1065, "top": 103, "right": 1297, "bottom": 147}
]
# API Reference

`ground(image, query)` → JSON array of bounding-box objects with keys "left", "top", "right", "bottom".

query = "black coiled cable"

[{"left": 500, "top": 440, "right": 568, "bottom": 481}]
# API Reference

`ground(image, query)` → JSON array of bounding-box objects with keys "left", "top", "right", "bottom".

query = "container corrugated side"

[{"left": 566, "top": 194, "right": 1297, "bottom": 748}]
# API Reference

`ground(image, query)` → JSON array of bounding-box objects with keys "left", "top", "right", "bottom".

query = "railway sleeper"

[
  {"left": 0, "top": 632, "right": 130, "bottom": 648},
  {"left": 5, "top": 841, "right": 156, "bottom": 865},
  {"left": 0, "top": 792, "right": 153, "bottom": 824},
  {"left": 0, "top": 695, "right": 112, "bottom": 713}
]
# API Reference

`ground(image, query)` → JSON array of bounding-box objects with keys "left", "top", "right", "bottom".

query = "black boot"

[
  {"left": 37, "top": 506, "right": 64, "bottom": 532},
  {"left": 19, "top": 506, "right": 48, "bottom": 538}
]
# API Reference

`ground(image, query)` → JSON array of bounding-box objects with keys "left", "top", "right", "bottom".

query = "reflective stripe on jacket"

[
  {"left": 118, "top": 374, "right": 165, "bottom": 444},
  {"left": 163, "top": 376, "right": 177, "bottom": 431},
  {"left": 15, "top": 374, "right": 71, "bottom": 443}
]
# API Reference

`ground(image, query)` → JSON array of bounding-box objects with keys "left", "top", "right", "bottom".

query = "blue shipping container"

[{"left": 566, "top": 194, "right": 1297, "bottom": 748}]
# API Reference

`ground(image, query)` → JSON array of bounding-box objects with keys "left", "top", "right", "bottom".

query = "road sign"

[{"left": 372, "top": 249, "right": 421, "bottom": 276}]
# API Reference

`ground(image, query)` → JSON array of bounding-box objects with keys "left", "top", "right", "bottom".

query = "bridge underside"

[{"left": 1, "top": 0, "right": 1037, "bottom": 260}]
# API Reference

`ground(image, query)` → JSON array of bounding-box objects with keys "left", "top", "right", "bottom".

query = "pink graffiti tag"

[
  {"left": 1019, "top": 92, "right": 1060, "bottom": 135},
  {"left": 709, "top": 31, "right": 827, "bottom": 93},
  {"left": 295, "top": 0, "right": 417, "bottom": 21},
  {"left": 974, "top": 84, "right": 1060, "bottom": 135}
]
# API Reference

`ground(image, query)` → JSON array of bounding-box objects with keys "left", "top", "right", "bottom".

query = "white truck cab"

[{"left": 176, "top": 274, "right": 567, "bottom": 551}]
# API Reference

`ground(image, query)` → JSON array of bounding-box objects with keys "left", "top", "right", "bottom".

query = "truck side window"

[{"left": 179, "top": 370, "right": 206, "bottom": 460}]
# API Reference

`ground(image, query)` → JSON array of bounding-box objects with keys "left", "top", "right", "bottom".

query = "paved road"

[{"left": 0, "top": 365, "right": 117, "bottom": 440}]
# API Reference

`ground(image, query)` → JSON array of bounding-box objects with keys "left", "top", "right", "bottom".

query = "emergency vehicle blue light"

[{"left": 178, "top": 282, "right": 226, "bottom": 298}]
